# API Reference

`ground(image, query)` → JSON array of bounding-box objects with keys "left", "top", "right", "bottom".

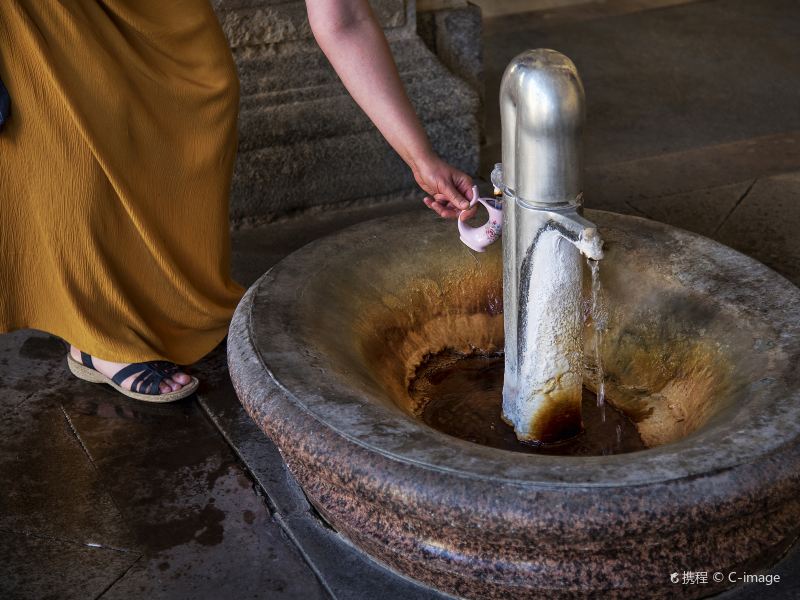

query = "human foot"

[{"left": 69, "top": 346, "right": 193, "bottom": 395}]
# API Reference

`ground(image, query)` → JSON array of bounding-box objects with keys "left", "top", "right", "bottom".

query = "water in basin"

[{"left": 413, "top": 351, "right": 645, "bottom": 456}]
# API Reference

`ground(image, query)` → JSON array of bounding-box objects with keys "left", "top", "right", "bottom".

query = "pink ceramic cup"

[{"left": 458, "top": 185, "right": 503, "bottom": 253}]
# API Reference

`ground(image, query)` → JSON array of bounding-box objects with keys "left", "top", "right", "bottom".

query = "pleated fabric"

[{"left": 0, "top": 0, "right": 244, "bottom": 364}]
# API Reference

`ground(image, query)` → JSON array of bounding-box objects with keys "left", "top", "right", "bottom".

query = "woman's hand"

[{"left": 413, "top": 153, "right": 477, "bottom": 220}]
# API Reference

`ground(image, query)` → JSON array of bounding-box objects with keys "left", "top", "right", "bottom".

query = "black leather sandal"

[{"left": 66, "top": 351, "right": 198, "bottom": 402}]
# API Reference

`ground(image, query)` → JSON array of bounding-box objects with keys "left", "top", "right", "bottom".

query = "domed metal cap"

[{"left": 500, "top": 49, "right": 585, "bottom": 206}]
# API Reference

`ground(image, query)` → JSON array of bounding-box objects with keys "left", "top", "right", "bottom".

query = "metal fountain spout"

[{"left": 497, "top": 49, "right": 604, "bottom": 443}]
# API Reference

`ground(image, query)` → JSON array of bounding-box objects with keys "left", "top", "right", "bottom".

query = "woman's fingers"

[
  {"left": 454, "top": 172, "right": 475, "bottom": 200},
  {"left": 435, "top": 199, "right": 461, "bottom": 218},
  {"left": 423, "top": 197, "right": 444, "bottom": 216},
  {"left": 423, "top": 165, "right": 478, "bottom": 219},
  {"left": 415, "top": 154, "right": 476, "bottom": 215},
  {"left": 439, "top": 206, "right": 461, "bottom": 219},
  {"left": 424, "top": 197, "right": 455, "bottom": 218},
  {"left": 441, "top": 178, "right": 470, "bottom": 210},
  {"left": 424, "top": 196, "right": 462, "bottom": 219}
]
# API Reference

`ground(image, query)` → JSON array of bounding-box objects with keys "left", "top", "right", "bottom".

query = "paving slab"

[
  {"left": 628, "top": 180, "right": 752, "bottom": 238},
  {"left": 98, "top": 481, "right": 325, "bottom": 600},
  {"left": 628, "top": 171, "right": 800, "bottom": 288},
  {"left": 479, "top": 0, "right": 702, "bottom": 25},
  {"left": 716, "top": 172, "right": 800, "bottom": 286},
  {"left": 198, "top": 371, "right": 310, "bottom": 518},
  {"left": 0, "top": 531, "right": 139, "bottom": 600},
  {"left": 0, "top": 328, "right": 328, "bottom": 600},
  {"left": 714, "top": 537, "right": 800, "bottom": 599},
  {"left": 60, "top": 386, "right": 327, "bottom": 599},
  {"left": 0, "top": 330, "right": 80, "bottom": 410},
  {"left": 278, "top": 512, "right": 449, "bottom": 600},
  {"left": 584, "top": 132, "right": 800, "bottom": 212},
  {"left": 0, "top": 334, "right": 135, "bottom": 549}
]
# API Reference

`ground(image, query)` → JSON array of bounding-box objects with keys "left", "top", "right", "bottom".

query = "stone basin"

[{"left": 228, "top": 209, "right": 800, "bottom": 599}]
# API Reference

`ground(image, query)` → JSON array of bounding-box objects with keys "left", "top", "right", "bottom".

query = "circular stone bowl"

[{"left": 228, "top": 210, "right": 800, "bottom": 599}]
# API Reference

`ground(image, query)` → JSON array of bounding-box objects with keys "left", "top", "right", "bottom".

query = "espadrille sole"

[{"left": 66, "top": 354, "right": 199, "bottom": 402}]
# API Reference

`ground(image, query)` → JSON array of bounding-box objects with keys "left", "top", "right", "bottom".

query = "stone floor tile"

[
  {"left": 716, "top": 538, "right": 800, "bottom": 599},
  {"left": 0, "top": 369, "right": 136, "bottom": 549},
  {"left": 197, "top": 370, "right": 311, "bottom": 518},
  {"left": 479, "top": 0, "right": 702, "bottom": 26},
  {"left": 716, "top": 173, "right": 800, "bottom": 286},
  {"left": 0, "top": 331, "right": 73, "bottom": 412},
  {"left": 628, "top": 180, "right": 752, "bottom": 237},
  {"left": 582, "top": 132, "right": 800, "bottom": 213},
  {"left": 231, "top": 190, "right": 420, "bottom": 287},
  {"left": 61, "top": 391, "right": 222, "bottom": 465},
  {"left": 61, "top": 388, "right": 327, "bottom": 599},
  {"left": 0, "top": 530, "right": 139, "bottom": 600},
  {"left": 98, "top": 492, "right": 328, "bottom": 600}
]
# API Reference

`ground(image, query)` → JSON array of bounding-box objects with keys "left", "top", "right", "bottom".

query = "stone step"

[
  {"left": 215, "top": 0, "right": 410, "bottom": 48},
  {"left": 231, "top": 113, "right": 479, "bottom": 220},
  {"left": 238, "top": 80, "right": 477, "bottom": 152},
  {"left": 239, "top": 65, "right": 473, "bottom": 115},
  {"left": 237, "top": 38, "right": 439, "bottom": 97},
  {"left": 235, "top": 37, "right": 477, "bottom": 149}
]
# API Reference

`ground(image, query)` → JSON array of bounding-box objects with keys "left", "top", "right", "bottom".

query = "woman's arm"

[{"left": 307, "top": 0, "right": 475, "bottom": 219}]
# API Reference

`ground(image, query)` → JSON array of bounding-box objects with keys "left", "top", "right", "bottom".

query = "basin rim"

[{"left": 231, "top": 209, "right": 800, "bottom": 488}]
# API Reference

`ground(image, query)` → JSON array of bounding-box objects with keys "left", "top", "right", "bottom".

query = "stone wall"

[
  {"left": 417, "top": 1, "right": 484, "bottom": 137},
  {"left": 212, "top": 0, "right": 482, "bottom": 222}
]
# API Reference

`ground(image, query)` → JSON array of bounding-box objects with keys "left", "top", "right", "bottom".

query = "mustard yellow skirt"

[{"left": 0, "top": 0, "right": 244, "bottom": 364}]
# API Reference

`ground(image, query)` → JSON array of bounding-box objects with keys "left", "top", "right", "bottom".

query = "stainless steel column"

[{"left": 498, "top": 49, "right": 603, "bottom": 443}]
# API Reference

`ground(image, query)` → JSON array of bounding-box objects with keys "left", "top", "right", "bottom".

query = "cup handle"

[
  {"left": 458, "top": 185, "right": 502, "bottom": 252},
  {"left": 459, "top": 186, "right": 481, "bottom": 218}
]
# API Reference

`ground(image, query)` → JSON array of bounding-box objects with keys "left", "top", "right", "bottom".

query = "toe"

[
  {"left": 172, "top": 371, "right": 191, "bottom": 385},
  {"left": 161, "top": 377, "right": 183, "bottom": 392},
  {"left": 159, "top": 381, "right": 172, "bottom": 394}
]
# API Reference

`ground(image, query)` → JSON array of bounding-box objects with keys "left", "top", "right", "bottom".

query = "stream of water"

[{"left": 587, "top": 258, "right": 608, "bottom": 422}]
